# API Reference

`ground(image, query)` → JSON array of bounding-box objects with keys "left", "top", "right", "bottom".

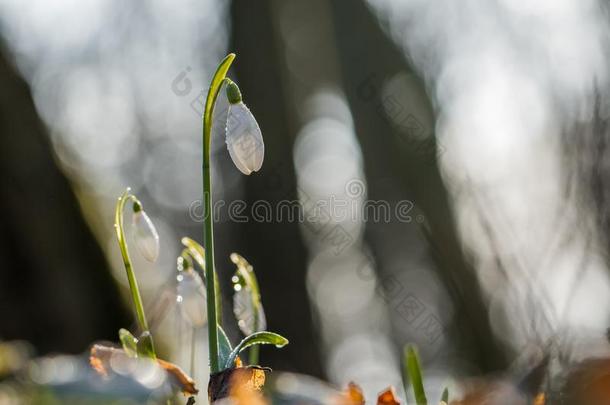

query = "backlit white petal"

[
  {"left": 177, "top": 271, "right": 207, "bottom": 327},
  {"left": 233, "top": 286, "right": 267, "bottom": 335},
  {"left": 225, "top": 102, "right": 264, "bottom": 175},
  {"left": 132, "top": 210, "right": 159, "bottom": 262}
]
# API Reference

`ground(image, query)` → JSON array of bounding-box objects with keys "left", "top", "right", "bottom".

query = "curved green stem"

[
  {"left": 114, "top": 188, "right": 155, "bottom": 358},
  {"left": 202, "top": 53, "right": 235, "bottom": 373}
]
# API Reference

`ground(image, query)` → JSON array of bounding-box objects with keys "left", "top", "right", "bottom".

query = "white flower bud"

[
  {"left": 233, "top": 284, "right": 266, "bottom": 335},
  {"left": 177, "top": 270, "right": 207, "bottom": 327},
  {"left": 132, "top": 209, "right": 159, "bottom": 262},
  {"left": 225, "top": 102, "right": 264, "bottom": 175}
]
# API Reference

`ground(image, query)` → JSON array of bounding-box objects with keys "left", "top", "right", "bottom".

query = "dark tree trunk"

[
  {"left": 228, "top": 0, "right": 325, "bottom": 377},
  {"left": 0, "top": 43, "right": 130, "bottom": 354}
]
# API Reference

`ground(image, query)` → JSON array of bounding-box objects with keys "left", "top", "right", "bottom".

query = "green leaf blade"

[
  {"left": 217, "top": 325, "right": 233, "bottom": 369},
  {"left": 118, "top": 328, "right": 138, "bottom": 357},
  {"left": 137, "top": 331, "right": 156, "bottom": 359},
  {"left": 441, "top": 387, "right": 449, "bottom": 403},
  {"left": 404, "top": 345, "right": 427, "bottom": 405},
  {"left": 224, "top": 331, "right": 288, "bottom": 370}
]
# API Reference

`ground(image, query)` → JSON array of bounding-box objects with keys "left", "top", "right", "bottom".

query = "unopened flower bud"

[
  {"left": 177, "top": 270, "right": 207, "bottom": 327},
  {"left": 132, "top": 202, "right": 160, "bottom": 262}
]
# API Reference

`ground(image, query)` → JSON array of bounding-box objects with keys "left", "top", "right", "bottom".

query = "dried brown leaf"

[
  {"left": 332, "top": 382, "right": 365, "bottom": 405},
  {"left": 377, "top": 386, "right": 400, "bottom": 405},
  {"left": 532, "top": 393, "right": 545, "bottom": 405},
  {"left": 89, "top": 344, "right": 198, "bottom": 395},
  {"left": 562, "top": 358, "right": 610, "bottom": 405},
  {"left": 208, "top": 366, "right": 268, "bottom": 403}
]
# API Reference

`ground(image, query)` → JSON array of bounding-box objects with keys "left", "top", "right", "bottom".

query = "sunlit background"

[{"left": 1, "top": 0, "right": 610, "bottom": 403}]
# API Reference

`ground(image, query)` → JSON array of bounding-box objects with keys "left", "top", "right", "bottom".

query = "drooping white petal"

[
  {"left": 132, "top": 210, "right": 159, "bottom": 262},
  {"left": 233, "top": 285, "right": 266, "bottom": 335},
  {"left": 177, "top": 270, "right": 207, "bottom": 327},
  {"left": 225, "top": 102, "right": 264, "bottom": 175}
]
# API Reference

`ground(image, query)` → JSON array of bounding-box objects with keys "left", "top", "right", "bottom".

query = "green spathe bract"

[{"left": 225, "top": 79, "right": 242, "bottom": 104}]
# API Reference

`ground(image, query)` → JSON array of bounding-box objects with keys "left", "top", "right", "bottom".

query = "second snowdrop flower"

[
  {"left": 177, "top": 259, "right": 207, "bottom": 328},
  {"left": 225, "top": 79, "right": 264, "bottom": 175},
  {"left": 132, "top": 201, "right": 160, "bottom": 262}
]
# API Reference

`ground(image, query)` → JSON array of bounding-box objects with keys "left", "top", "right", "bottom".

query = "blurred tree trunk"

[
  {"left": 229, "top": 0, "right": 325, "bottom": 377},
  {"left": 329, "top": 0, "right": 509, "bottom": 372},
  {"left": 0, "top": 43, "right": 130, "bottom": 354}
]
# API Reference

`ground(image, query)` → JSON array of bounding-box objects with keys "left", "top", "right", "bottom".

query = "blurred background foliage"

[{"left": 0, "top": 0, "right": 610, "bottom": 402}]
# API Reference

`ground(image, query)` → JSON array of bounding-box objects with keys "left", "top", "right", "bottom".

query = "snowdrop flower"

[
  {"left": 131, "top": 202, "right": 159, "bottom": 262},
  {"left": 225, "top": 80, "right": 264, "bottom": 175},
  {"left": 233, "top": 283, "right": 267, "bottom": 335},
  {"left": 230, "top": 253, "right": 266, "bottom": 335},
  {"left": 177, "top": 265, "right": 207, "bottom": 328}
]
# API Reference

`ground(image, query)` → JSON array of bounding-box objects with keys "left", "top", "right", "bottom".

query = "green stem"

[
  {"left": 114, "top": 188, "right": 155, "bottom": 357},
  {"left": 202, "top": 166, "right": 218, "bottom": 373},
  {"left": 248, "top": 345, "right": 260, "bottom": 365},
  {"left": 202, "top": 53, "right": 236, "bottom": 374}
]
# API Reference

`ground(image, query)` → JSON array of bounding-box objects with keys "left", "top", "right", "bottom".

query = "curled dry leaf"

[
  {"left": 89, "top": 344, "right": 198, "bottom": 396},
  {"left": 532, "top": 393, "right": 545, "bottom": 405},
  {"left": 333, "top": 382, "right": 365, "bottom": 405},
  {"left": 347, "top": 382, "right": 366, "bottom": 405},
  {"left": 230, "top": 375, "right": 269, "bottom": 405},
  {"left": 156, "top": 358, "right": 199, "bottom": 396},
  {"left": 208, "top": 366, "right": 268, "bottom": 403},
  {"left": 377, "top": 386, "right": 401, "bottom": 405},
  {"left": 561, "top": 358, "right": 610, "bottom": 405}
]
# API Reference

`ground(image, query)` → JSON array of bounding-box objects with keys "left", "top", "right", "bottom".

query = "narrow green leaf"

[
  {"left": 441, "top": 387, "right": 449, "bottom": 403},
  {"left": 224, "top": 331, "right": 288, "bottom": 370},
  {"left": 404, "top": 345, "right": 427, "bottom": 405},
  {"left": 218, "top": 325, "right": 233, "bottom": 369},
  {"left": 137, "top": 331, "right": 156, "bottom": 359},
  {"left": 118, "top": 328, "right": 138, "bottom": 357}
]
